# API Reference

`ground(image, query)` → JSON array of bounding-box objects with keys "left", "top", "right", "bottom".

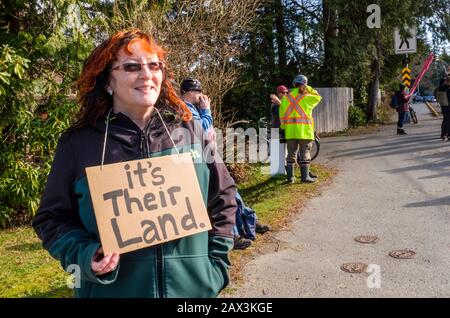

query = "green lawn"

[
  {"left": 0, "top": 227, "right": 73, "bottom": 298},
  {"left": 236, "top": 163, "right": 334, "bottom": 227},
  {"left": 0, "top": 163, "right": 334, "bottom": 298}
]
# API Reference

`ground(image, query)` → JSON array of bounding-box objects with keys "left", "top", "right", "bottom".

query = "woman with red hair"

[{"left": 32, "top": 30, "right": 236, "bottom": 298}]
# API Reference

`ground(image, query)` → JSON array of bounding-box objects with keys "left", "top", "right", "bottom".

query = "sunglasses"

[
  {"left": 280, "top": 91, "right": 289, "bottom": 94},
  {"left": 110, "top": 61, "right": 165, "bottom": 73}
]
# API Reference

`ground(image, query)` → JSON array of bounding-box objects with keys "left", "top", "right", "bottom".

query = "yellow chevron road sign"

[{"left": 402, "top": 67, "right": 411, "bottom": 88}]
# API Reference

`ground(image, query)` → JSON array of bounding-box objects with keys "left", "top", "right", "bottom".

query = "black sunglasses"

[
  {"left": 280, "top": 91, "right": 289, "bottom": 94},
  {"left": 110, "top": 61, "right": 165, "bottom": 73}
]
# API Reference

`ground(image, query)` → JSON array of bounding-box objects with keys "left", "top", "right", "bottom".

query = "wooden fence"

[{"left": 313, "top": 87, "right": 353, "bottom": 133}]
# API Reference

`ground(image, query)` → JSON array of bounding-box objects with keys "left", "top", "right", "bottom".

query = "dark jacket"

[
  {"left": 271, "top": 103, "right": 281, "bottom": 128},
  {"left": 395, "top": 90, "right": 409, "bottom": 113},
  {"left": 32, "top": 110, "right": 237, "bottom": 298},
  {"left": 438, "top": 79, "right": 450, "bottom": 107}
]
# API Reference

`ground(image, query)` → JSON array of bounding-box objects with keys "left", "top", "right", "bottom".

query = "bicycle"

[{"left": 409, "top": 105, "right": 418, "bottom": 124}]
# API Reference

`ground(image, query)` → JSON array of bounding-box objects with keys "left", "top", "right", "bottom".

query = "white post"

[{"left": 270, "top": 139, "right": 286, "bottom": 176}]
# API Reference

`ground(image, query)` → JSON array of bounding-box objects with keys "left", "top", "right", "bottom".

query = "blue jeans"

[{"left": 397, "top": 112, "right": 406, "bottom": 128}]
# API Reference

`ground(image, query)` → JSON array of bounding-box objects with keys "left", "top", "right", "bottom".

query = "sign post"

[{"left": 270, "top": 138, "right": 286, "bottom": 176}]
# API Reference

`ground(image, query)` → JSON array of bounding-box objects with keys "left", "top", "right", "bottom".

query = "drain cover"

[
  {"left": 340, "top": 263, "right": 368, "bottom": 273},
  {"left": 354, "top": 235, "right": 379, "bottom": 244},
  {"left": 389, "top": 249, "right": 416, "bottom": 259}
]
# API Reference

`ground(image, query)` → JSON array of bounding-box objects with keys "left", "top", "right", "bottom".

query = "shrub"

[
  {"left": 0, "top": 2, "right": 95, "bottom": 227},
  {"left": 348, "top": 104, "right": 367, "bottom": 127}
]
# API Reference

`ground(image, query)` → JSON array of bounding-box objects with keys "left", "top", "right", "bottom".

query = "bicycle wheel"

[
  {"left": 410, "top": 107, "right": 418, "bottom": 124},
  {"left": 310, "top": 139, "right": 320, "bottom": 161}
]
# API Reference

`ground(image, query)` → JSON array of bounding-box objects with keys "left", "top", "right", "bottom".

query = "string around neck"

[
  {"left": 100, "top": 107, "right": 181, "bottom": 172},
  {"left": 154, "top": 107, "right": 180, "bottom": 155},
  {"left": 101, "top": 108, "right": 113, "bottom": 171}
]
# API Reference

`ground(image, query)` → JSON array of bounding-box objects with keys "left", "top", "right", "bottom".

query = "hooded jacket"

[
  {"left": 395, "top": 90, "right": 409, "bottom": 113},
  {"left": 32, "top": 110, "right": 236, "bottom": 298}
]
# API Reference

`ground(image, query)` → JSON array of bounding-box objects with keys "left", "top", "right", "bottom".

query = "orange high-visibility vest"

[{"left": 279, "top": 86, "right": 322, "bottom": 140}]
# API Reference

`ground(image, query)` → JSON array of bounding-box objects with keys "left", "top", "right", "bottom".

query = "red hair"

[{"left": 75, "top": 29, "right": 191, "bottom": 127}]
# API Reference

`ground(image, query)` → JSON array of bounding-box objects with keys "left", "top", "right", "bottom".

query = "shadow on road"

[
  {"left": 404, "top": 196, "right": 450, "bottom": 208},
  {"left": 322, "top": 121, "right": 449, "bottom": 181},
  {"left": 382, "top": 159, "right": 450, "bottom": 175},
  {"left": 331, "top": 133, "right": 449, "bottom": 160}
]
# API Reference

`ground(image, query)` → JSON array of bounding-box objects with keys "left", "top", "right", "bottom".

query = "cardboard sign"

[{"left": 85, "top": 152, "right": 211, "bottom": 254}]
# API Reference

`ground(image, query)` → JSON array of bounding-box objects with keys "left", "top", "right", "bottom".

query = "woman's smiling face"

[{"left": 108, "top": 41, "right": 163, "bottom": 113}]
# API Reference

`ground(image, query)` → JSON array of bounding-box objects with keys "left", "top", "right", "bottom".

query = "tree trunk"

[
  {"left": 301, "top": 0, "right": 308, "bottom": 67},
  {"left": 366, "top": 38, "right": 382, "bottom": 121},
  {"left": 367, "top": 63, "right": 380, "bottom": 121},
  {"left": 274, "top": 0, "right": 287, "bottom": 83},
  {"left": 323, "top": 0, "right": 337, "bottom": 87}
]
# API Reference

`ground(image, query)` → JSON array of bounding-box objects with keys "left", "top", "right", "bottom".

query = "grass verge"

[
  {"left": 224, "top": 163, "right": 336, "bottom": 293},
  {"left": 0, "top": 227, "right": 73, "bottom": 298}
]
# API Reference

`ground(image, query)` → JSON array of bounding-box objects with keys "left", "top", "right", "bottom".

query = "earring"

[{"left": 106, "top": 87, "right": 113, "bottom": 96}]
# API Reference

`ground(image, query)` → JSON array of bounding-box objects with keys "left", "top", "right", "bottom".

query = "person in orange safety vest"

[{"left": 279, "top": 74, "right": 322, "bottom": 183}]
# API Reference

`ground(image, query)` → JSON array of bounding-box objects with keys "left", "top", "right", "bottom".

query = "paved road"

[{"left": 229, "top": 103, "right": 450, "bottom": 297}]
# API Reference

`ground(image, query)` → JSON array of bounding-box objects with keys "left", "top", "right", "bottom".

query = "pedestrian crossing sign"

[{"left": 395, "top": 26, "right": 417, "bottom": 54}]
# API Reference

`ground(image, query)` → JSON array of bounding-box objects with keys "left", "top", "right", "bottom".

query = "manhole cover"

[
  {"left": 354, "top": 235, "right": 379, "bottom": 244},
  {"left": 340, "top": 263, "right": 368, "bottom": 273},
  {"left": 389, "top": 249, "right": 416, "bottom": 259}
]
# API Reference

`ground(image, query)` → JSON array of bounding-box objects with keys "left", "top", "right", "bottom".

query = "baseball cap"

[{"left": 276, "top": 85, "right": 288, "bottom": 94}]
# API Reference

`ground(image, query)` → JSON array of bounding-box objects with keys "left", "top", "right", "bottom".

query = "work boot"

[
  {"left": 300, "top": 164, "right": 316, "bottom": 183},
  {"left": 309, "top": 171, "right": 318, "bottom": 179},
  {"left": 285, "top": 165, "right": 295, "bottom": 184},
  {"left": 233, "top": 235, "right": 252, "bottom": 250},
  {"left": 397, "top": 128, "right": 407, "bottom": 135},
  {"left": 255, "top": 221, "right": 271, "bottom": 234}
]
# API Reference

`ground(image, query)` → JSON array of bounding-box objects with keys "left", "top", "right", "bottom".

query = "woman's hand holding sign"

[{"left": 91, "top": 247, "right": 120, "bottom": 275}]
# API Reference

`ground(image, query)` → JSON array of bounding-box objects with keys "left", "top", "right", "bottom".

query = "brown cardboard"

[{"left": 85, "top": 152, "right": 211, "bottom": 254}]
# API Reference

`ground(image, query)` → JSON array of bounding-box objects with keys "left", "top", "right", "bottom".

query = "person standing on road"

[
  {"left": 438, "top": 75, "right": 450, "bottom": 141},
  {"left": 279, "top": 75, "right": 322, "bottom": 184},
  {"left": 396, "top": 83, "right": 409, "bottom": 135}
]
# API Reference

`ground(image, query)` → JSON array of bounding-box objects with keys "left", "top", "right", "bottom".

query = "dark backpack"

[
  {"left": 390, "top": 94, "right": 398, "bottom": 109},
  {"left": 235, "top": 192, "right": 257, "bottom": 240}
]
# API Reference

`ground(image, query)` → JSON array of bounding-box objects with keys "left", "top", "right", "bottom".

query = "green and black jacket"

[{"left": 32, "top": 111, "right": 236, "bottom": 298}]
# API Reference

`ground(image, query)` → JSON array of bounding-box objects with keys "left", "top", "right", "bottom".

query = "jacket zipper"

[
  {"left": 121, "top": 111, "right": 165, "bottom": 298},
  {"left": 140, "top": 133, "right": 145, "bottom": 159},
  {"left": 142, "top": 126, "right": 165, "bottom": 298},
  {"left": 155, "top": 245, "right": 164, "bottom": 298}
]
